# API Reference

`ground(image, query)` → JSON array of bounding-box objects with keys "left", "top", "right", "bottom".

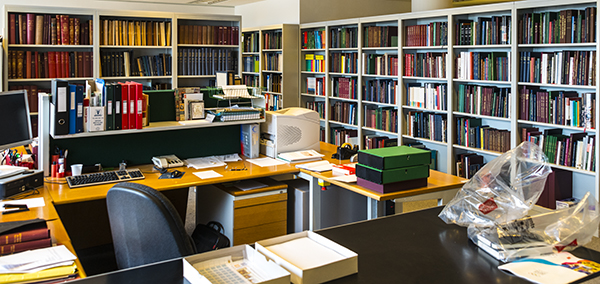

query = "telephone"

[{"left": 152, "top": 155, "right": 184, "bottom": 169}]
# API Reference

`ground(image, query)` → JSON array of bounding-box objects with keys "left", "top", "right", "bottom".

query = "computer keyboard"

[{"left": 65, "top": 169, "right": 145, "bottom": 188}]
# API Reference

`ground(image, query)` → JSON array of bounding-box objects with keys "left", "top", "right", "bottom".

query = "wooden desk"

[{"left": 0, "top": 187, "right": 86, "bottom": 278}]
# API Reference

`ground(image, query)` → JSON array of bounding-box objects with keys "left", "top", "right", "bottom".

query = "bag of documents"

[{"left": 191, "top": 221, "right": 230, "bottom": 253}]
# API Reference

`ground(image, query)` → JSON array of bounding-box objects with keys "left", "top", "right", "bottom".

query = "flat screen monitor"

[{"left": 0, "top": 90, "right": 33, "bottom": 151}]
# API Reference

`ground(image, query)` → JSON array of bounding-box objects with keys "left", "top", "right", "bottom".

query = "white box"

[
  {"left": 256, "top": 231, "right": 358, "bottom": 284},
  {"left": 183, "top": 245, "right": 290, "bottom": 284},
  {"left": 86, "top": 106, "right": 105, "bottom": 132}
]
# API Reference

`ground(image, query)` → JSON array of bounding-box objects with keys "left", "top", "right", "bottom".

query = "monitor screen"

[{"left": 0, "top": 90, "right": 33, "bottom": 150}]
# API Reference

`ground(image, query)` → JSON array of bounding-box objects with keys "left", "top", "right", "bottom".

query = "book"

[{"left": 0, "top": 238, "right": 52, "bottom": 256}]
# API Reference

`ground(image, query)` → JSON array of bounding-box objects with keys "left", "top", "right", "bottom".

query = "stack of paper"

[
  {"left": 277, "top": 150, "right": 324, "bottom": 163},
  {"left": 0, "top": 245, "right": 79, "bottom": 283},
  {"left": 295, "top": 161, "right": 332, "bottom": 172}
]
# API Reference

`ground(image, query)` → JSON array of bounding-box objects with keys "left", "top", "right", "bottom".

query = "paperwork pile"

[{"left": 0, "top": 245, "right": 78, "bottom": 283}]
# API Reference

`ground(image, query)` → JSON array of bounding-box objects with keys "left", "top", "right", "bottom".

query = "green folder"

[
  {"left": 356, "top": 164, "right": 430, "bottom": 185},
  {"left": 357, "top": 146, "right": 431, "bottom": 170}
]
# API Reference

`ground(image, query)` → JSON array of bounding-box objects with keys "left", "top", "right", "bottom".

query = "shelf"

[
  {"left": 452, "top": 44, "right": 511, "bottom": 49},
  {"left": 103, "top": 76, "right": 172, "bottom": 80},
  {"left": 329, "top": 72, "right": 358, "bottom": 76},
  {"left": 401, "top": 106, "right": 448, "bottom": 114},
  {"left": 548, "top": 163, "right": 596, "bottom": 176},
  {"left": 242, "top": 52, "right": 260, "bottom": 55},
  {"left": 301, "top": 71, "right": 326, "bottom": 75},
  {"left": 453, "top": 112, "right": 511, "bottom": 122},
  {"left": 516, "top": 120, "right": 596, "bottom": 133},
  {"left": 362, "top": 127, "right": 398, "bottom": 136},
  {"left": 262, "top": 70, "right": 283, "bottom": 74},
  {"left": 301, "top": 93, "right": 326, "bottom": 98},
  {"left": 329, "top": 96, "right": 358, "bottom": 102},
  {"left": 452, "top": 145, "right": 503, "bottom": 156},
  {"left": 301, "top": 48, "right": 326, "bottom": 52},
  {"left": 453, "top": 79, "right": 511, "bottom": 85},
  {"left": 8, "top": 77, "right": 94, "bottom": 82},
  {"left": 329, "top": 121, "right": 358, "bottom": 128},
  {"left": 99, "top": 45, "right": 172, "bottom": 49},
  {"left": 51, "top": 119, "right": 265, "bottom": 139},
  {"left": 8, "top": 44, "right": 93, "bottom": 49},
  {"left": 401, "top": 135, "right": 448, "bottom": 146},
  {"left": 402, "top": 76, "right": 448, "bottom": 82},
  {"left": 241, "top": 72, "right": 260, "bottom": 75},
  {"left": 329, "top": 47, "right": 359, "bottom": 51},
  {"left": 362, "top": 46, "right": 398, "bottom": 51},
  {"left": 518, "top": 43, "right": 596, "bottom": 48},
  {"left": 177, "top": 44, "right": 238, "bottom": 48},
  {"left": 363, "top": 101, "right": 396, "bottom": 107},
  {"left": 517, "top": 82, "right": 597, "bottom": 90},
  {"left": 362, "top": 74, "right": 398, "bottom": 79},
  {"left": 402, "top": 46, "right": 448, "bottom": 50},
  {"left": 262, "top": 49, "right": 283, "bottom": 52},
  {"left": 262, "top": 91, "right": 282, "bottom": 95},
  {"left": 178, "top": 75, "right": 215, "bottom": 79}
]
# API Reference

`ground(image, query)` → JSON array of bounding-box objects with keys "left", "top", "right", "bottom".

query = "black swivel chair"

[{"left": 106, "top": 182, "right": 196, "bottom": 269}]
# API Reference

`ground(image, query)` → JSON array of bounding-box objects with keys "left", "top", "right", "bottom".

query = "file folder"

[
  {"left": 114, "top": 83, "right": 122, "bottom": 130},
  {"left": 105, "top": 84, "right": 114, "bottom": 130},
  {"left": 50, "top": 79, "right": 69, "bottom": 136}
]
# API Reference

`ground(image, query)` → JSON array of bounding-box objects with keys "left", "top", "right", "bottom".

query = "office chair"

[{"left": 106, "top": 182, "right": 196, "bottom": 269}]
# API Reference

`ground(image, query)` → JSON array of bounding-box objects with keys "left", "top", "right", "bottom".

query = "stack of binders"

[{"left": 355, "top": 146, "right": 431, "bottom": 194}]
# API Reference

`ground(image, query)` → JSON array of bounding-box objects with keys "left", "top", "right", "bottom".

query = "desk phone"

[{"left": 152, "top": 155, "right": 184, "bottom": 169}]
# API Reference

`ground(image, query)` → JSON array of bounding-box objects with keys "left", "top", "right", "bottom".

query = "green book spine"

[{"left": 356, "top": 164, "right": 430, "bottom": 184}]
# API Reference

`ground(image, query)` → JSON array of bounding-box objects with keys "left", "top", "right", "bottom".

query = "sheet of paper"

[
  {"left": 295, "top": 161, "right": 332, "bottom": 172},
  {"left": 265, "top": 237, "right": 346, "bottom": 270},
  {"left": 193, "top": 171, "right": 223, "bottom": 179},
  {"left": 0, "top": 245, "right": 76, "bottom": 274},
  {"left": 498, "top": 252, "right": 600, "bottom": 284},
  {"left": 185, "top": 156, "right": 227, "bottom": 170},
  {"left": 234, "top": 180, "right": 268, "bottom": 191},
  {"left": 329, "top": 174, "right": 357, "bottom": 183},
  {"left": 0, "top": 197, "right": 45, "bottom": 212},
  {"left": 247, "top": 158, "right": 286, "bottom": 167}
]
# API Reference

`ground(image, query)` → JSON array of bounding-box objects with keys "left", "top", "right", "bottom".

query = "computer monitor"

[
  {"left": 260, "top": 107, "right": 320, "bottom": 158},
  {"left": 0, "top": 90, "right": 33, "bottom": 151}
]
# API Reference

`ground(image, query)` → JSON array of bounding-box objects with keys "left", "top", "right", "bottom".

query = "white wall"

[
  {"left": 1, "top": 0, "right": 234, "bottom": 15},
  {"left": 234, "top": 0, "right": 299, "bottom": 29}
]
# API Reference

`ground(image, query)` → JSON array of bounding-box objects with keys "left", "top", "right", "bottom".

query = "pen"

[{"left": 2, "top": 208, "right": 30, "bottom": 215}]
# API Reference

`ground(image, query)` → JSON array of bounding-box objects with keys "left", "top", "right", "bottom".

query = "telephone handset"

[{"left": 152, "top": 155, "right": 184, "bottom": 169}]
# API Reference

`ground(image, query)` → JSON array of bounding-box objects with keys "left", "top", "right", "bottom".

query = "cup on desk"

[{"left": 71, "top": 164, "right": 83, "bottom": 176}]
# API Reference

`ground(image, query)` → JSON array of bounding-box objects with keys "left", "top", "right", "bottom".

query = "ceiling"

[{"left": 105, "top": 0, "right": 265, "bottom": 7}]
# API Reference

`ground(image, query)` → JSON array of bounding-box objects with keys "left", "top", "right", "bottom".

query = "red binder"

[
  {"left": 119, "top": 82, "right": 129, "bottom": 130},
  {"left": 133, "top": 82, "right": 143, "bottom": 129},
  {"left": 126, "top": 83, "right": 136, "bottom": 129}
]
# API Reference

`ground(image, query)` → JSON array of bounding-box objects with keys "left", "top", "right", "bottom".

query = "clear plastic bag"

[{"left": 438, "top": 141, "right": 600, "bottom": 262}]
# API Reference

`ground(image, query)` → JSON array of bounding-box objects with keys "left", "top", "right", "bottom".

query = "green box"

[
  {"left": 355, "top": 164, "right": 430, "bottom": 185},
  {"left": 357, "top": 146, "right": 431, "bottom": 170}
]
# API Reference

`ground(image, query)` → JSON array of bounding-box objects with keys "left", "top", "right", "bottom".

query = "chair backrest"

[{"left": 106, "top": 182, "right": 196, "bottom": 269}]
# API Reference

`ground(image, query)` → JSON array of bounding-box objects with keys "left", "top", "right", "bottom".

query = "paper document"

[
  {"left": 234, "top": 180, "right": 268, "bottom": 191},
  {"left": 186, "top": 156, "right": 227, "bottom": 170},
  {"left": 0, "top": 245, "right": 76, "bottom": 274},
  {"left": 0, "top": 197, "right": 45, "bottom": 212},
  {"left": 247, "top": 158, "right": 286, "bottom": 167},
  {"left": 277, "top": 150, "right": 324, "bottom": 163},
  {"left": 499, "top": 252, "right": 600, "bottom": 284},
  {"left": 265, "top": 237, "right": 346, "bottom": 270},
  {"left": 193, "top": 171, "right": 223, "bottom": 179},
  {"left": 330, "top": 174, "right": 357, "bottom": 183},
  {"left": 295, "top": 161, "right": 332, "bottom": 172},
  {"left": 192, "top": 256, "right": 266, "bottom": 284}
]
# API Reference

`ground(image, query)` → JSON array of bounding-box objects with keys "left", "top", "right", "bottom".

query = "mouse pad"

[{"left": 159, "top": 172, "right": 185, "bottom": 179}]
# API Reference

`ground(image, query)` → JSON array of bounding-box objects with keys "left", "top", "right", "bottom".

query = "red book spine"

[
  {"left": 128, "top": 83, "right": 136, "bottom": 129},
  {"left": 26, "top": 13, "right": 35, "bottom": 44},
  {"left": 135, "top": 83, "right": 143, "bottom": 129},
  {"left": 0, "top": 228, "right": 49, "bottom": 246},
  {"left": 55, "top": 51, "right": 62, "bottom": 78},
  {"left": 25, "top": 51, "right": 32, "bottom": 78},
  {"left": 61, "top": 15, "right": 69, "bottom": 45},
  {"left": 34, "top": 51, "right": 39, "bottom": 79},
  {"left": 43, "top": 52, "right": 49, "bottom": 78},
  {"left": 64, "top": 52, "right": 70, "bottom": 78},
  {"left": 83, "top": 52, "right": 91, "bottom": 77},
  {"left": 48, "top": 51, "right": 56, "bottom": 78},
  {"left": 0, "top": 238, "right": 51, "bottom": 256},
  {"left": 120, "top": 83, "right": 129, "bottom": 130},
  {"left": 9, "top": 14, "right": 16, "bottom": 44}
]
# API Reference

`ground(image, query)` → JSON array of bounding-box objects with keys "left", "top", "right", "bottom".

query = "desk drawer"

[
  {"left": 233, "top": 221, "right": 286, "bottom": 245},
  {"left": 233, "top": 199, "right": 287, "bottom": 229}
]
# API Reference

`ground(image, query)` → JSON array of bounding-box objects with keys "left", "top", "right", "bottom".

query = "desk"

[
  {"left": 68, "top": 206, "right": 600, "bottom": 284},
  {"left": 299, "top": 142, "right": 468, "bottom": 230},
  {"left": 0, "top": 187, "right": 86, "bottom": 278}
]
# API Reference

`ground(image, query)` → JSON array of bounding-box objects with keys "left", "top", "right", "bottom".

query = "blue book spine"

[
  {"left": 75, "top": 85, "right": 84, "bottom": 133},
  {"left": 69, "top": 84, "right": 77, "bottom": 134}
]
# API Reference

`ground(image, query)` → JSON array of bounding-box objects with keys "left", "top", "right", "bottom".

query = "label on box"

[{"left": 87, "top": 106, "right": 105, "bottom": 132}]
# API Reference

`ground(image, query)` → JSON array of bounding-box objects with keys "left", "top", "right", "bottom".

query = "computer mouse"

[{"left": 170, "top": 170, "right": 183, "bottom": 178}]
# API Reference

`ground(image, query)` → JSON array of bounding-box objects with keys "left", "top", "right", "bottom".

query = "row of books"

[
  {"left": 264, "top": 53, "right": 283, "bottom": 71},
  {"left": 404, "top": 22, "right": 448, "bottom": 47},
  {"left": 243, "top": 55, "right": 260, "bottom": 73},
  {"left": 455, "top": 16, "right": 511, "bottom": 46},
  {"left": 365, "top": 135, "right": 397, "bottom": 149},
  {"left": 455, "top": 51, "right": 510, "bottom": 81},
  {"left": 364, "top": 106, "right": 398, "bottom": 132},
  {"left": 404, "top": 52, "right": 447, "bottom": 78},
  {"left": 305, "top": 101, "right": 325, "bottom": 119},
  {"left": 518, "top": 51, "right": 596, "bottom": 86},
  {"left": 519, "top": 87, "right": 595, "bottom": 129},
  {"left": 306, "top": 77, "right": 325, "bottom": 96},
  {"left": 264, "top": 74, "right": 282, "bottom": 93},
  {"left": 518, "top": 7, "right": 597, "bottom": 44},
  {"left": 362, "top": 53, "right": 399, "bottom": 76},
  {"left": 330, "top": 52, "right": 358, "bottom": 74},
  {"left": 0, "top": 220, "right": 51, "bottom": 256},
  {"left": 8, "top": 13, "right": 93, "bottom": 45},
  {"left": 305, "top": 54, "right": 325, "bottom": 72},
  {"left": 243, "top": 74, "right": 259, "bottom": 87},
  {"left": 406, "top": 111, "right": 447, "bottom": 142},
  {"left": 100, "top": 51, "right": 172, "bottom": 77},
  {"left": 263, "top": 30, "right": 282, "bottom": 49},
  {"left": 331, "top": 128, "right": 358, "bottom": 147},
  {"left": 7, "top": 50, "right": 93, "bottom": 79},
  {"left": 456, "top": 84, "right": 510, "bottom": 118},
  {"left": 302, "top": 28, "right": 324, "bottom": 49},
  {"left": 363, "top": 26, "right": 398, "bottom": 48},
  {"left": 264, "top": 93, "right": 282, "bottom": 111},
  {"left": 177, "top": 48, "right": 238, "bottom": 76},
  {"left": 10, "top": 85, "right": 47, "bottom": 113},
  {"left": 330, "top": 27, "right": 358, "bottom": 48},
  {"left": 406, "top": 82, "right": 447, "bottom": 111},
  {"left": 174, "top": 87, "right": 200, "bottom": 121},
  {"left": 364, "top": 79, "right": 397, "bottom": 104},
  {"left": 456, "top": 117, "right": 511, "bottom": 153},
  {"left": 522, "top": 127, "right": 595, "bottom": 171},
  {"left": 242, "top": 32, "right": 259, "bottom": 52},
  {"left": 332, "top": 77, "right": 357, "bottom": 99},
  {"left": 455, "top": 153, "right": 485, "bottom": 179},
  {"left": 331, "top": 101, "right": 357, "bottom": 125},
  {"left": 178, "top": 25, "right": 239, "bottom": 45},
  {"left": 101, "top": 19, "right": 171, "bottom": 46}
]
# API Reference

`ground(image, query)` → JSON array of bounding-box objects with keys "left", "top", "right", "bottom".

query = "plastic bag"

[{"left": 438, "top": 141, "right": 600, "bottom": 262}]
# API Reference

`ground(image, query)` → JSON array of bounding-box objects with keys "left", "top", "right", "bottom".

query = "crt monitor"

[
  {"left": 0, "top": 90, "right": 33, "bottom": 151},
  {"left": 260, "top": 107, "right": 320, "bottom": 158}
]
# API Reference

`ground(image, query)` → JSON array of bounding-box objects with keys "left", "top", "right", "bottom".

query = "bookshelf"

[{"left": 298, "top": 0, "right": 599, "bottom": 203}]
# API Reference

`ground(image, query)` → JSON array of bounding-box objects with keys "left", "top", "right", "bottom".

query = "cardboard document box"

[
  {"left": 357, "top": 177, "right": 428, "bottom": 193},
  {"left": 355, "top": 163, "right": 430, "bottom": 184},
  {"left": 256, "top": 231, "right": 358, "bottom": 284},
  {"left": 357, "top": 146, "right": 431, "bottom": 170},
  {"left": 183, "top": 245, "right": 290, "bottom": 284}
]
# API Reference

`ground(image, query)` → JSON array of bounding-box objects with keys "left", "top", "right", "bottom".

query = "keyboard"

[{"left": 66, "top": 169, "right": 145, "bottom": 188}]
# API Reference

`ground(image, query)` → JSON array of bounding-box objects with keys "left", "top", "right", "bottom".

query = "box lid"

[{"left": 358, "top": 146, "right": 431, "bottom": 170}]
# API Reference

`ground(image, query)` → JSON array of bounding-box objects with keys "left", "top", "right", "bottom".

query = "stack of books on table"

[
  {"left": 355, "top": 146, "right": 431, "bottom": 193},
  {"left": 208, "top": 107, "right": 262, "bottom": 122},
  {"left": 0, "top": 219, "right": 51, "bottom": 256},
  {"left": 473, "top": 232, "right": 554, "bottom": 262}
]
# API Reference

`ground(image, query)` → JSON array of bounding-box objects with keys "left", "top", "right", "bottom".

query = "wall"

[
  {"left": 299, "top": 0, "right": 411, "bottom": 24},
  {"left": 235, "top": 0, "right": 300, "bottom": 28}
]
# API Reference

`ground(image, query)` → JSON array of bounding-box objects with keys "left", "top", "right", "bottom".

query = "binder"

[
  {"left": 74, "top": 85, "right": 84, "bottom": 133},
  {"left": 68, "top": 84, "right": 77, "bottom": 134},
  {"left": 119, "top": 82, "right": 129, "bottom": 130},
  {"left": 126, "top": 83, "right": 136, "bottom": 129},
  {"left": 50, "top": 79, "right": 69, "bottom": 136},
  {"left": 133, "top": 82, "right": 143, "bottom": 129},
  {"left": 105, "top": 84, "right": 114, "bottom": 130},
  {"left": 113, "top": 83, "right": 122, "bottom": 130}
]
